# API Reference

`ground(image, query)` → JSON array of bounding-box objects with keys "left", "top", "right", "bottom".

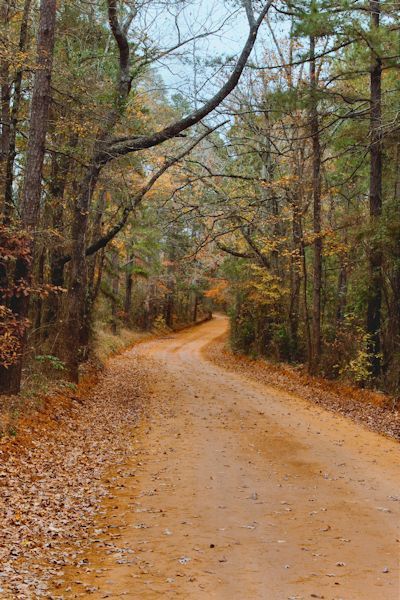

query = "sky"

[{"left": 137, "top": 0, "right": 269, "bottom": 102}]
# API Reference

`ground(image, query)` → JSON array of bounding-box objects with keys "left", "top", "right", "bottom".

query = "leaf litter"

[
  {"left": 204, "top": 336, "right": 400, "bottom": 440},
  {"left": 0, "top": 349, "right": 151, "bottom": 598}
]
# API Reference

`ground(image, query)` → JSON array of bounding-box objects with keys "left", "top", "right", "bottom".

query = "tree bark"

[
  {"left": 390, "top": 142, "right": 400, "bottom": 390},
  {"left": 3, "top": 0, "right": 32, "bottom": 222},
  {"left": 59, "top": 165, "right": 100, "bottom": 380},
  {"left": 44, "top": 135, "right": 78, "bottom": 336},
  {"left": 164, "top": 283, "right": 174, "bottom": 329},
  {"left": 309, "top": 34, "right": 323, "bottom": 375},
  {"left": 71, "top": 187, "right": 105, "bottom": 358},
  {"left": 87, "top": 190, "right": 107, "bottom": 295},
  {"left": 289, "top": 196, "right": 302, "bottom": 360},
  {"left": 110, "top": 249, "right": 120, "bottom": 335},
  {"left": 33, "top": 248, "right": 46, "bottom": 341},
  {"left": 192, "top": 294, "right": 199, "bottom": 323},
  {"left": 336, "top": 261, "right": 348, "bottom": 327},
  {"left": 124, "top": 252, "right": 134, "bottom": 324},
  {"left": 366, "top": 0, "right": 383, "bottom": 378},
  {"left": 0, "top": 1, "right": 11, "bottom": 213},
  {"left": 0, "top": 0, "right": 57, "bottom": 394}
]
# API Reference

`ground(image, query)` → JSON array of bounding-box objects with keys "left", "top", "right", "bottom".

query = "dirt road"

[{"left": 63, "top": 316, "right": 400, "bottom": 599}]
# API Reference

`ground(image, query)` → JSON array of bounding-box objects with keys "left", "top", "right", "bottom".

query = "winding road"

[{"left": 64, "top": 316, "right": 400, "bottom": 599}]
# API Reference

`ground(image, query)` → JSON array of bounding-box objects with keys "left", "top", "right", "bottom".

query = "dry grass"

[{"left": 93, "top": 326, "right": 152, "bottom": 364}]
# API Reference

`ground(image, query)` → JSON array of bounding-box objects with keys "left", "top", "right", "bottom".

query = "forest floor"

[{"left": 1, "top": 316, "right": 399, "bottom": 599}]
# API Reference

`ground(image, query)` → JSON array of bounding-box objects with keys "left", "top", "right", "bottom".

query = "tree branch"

[
  {"left": 60, "top": 124, "right": 223, "bottom": 266},
  {"left": 108, "top": 0, "right": 130, "bottom": 77},
  {"left": 99, "top": 0, "right": 272, "bottom": 163},
  {"left": 216, "top": 242, "right": 254, "bottom": 259}
]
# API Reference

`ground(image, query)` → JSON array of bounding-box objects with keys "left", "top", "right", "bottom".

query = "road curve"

[{"left": 63, "top": 315, "right": 400, "bottom": 599}]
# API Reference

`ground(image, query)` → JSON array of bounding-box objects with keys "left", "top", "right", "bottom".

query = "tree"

[
  {"left": 309, "top": 31, "right": 323, "bottom": 374},
  {"left": 58, "top": 0, "right": 271, "bottom": 380},
  {"left": 0, "top": 0, "right": 57, "bottom": 394},
  {"left": 1, "top": 0, "right": 398, "bottom": 399},
  {"left": 366, "top": 0, "right": 383, "bottom": 377}
]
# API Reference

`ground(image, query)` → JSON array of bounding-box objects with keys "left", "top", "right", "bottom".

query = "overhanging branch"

[
  {"left": 99, "top": 0, "right": 272, "bottom": 163},
  {"left": 60, "top": 124, "right": 223, "bottom": 266}
]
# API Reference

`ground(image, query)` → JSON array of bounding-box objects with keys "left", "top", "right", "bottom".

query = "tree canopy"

[{"left": 1, "top": 0, "right": 399, "bottom": 396}]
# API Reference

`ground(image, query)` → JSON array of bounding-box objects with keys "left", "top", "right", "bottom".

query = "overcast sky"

[{"left": 139, "top": 0, "right": 269, "bottom": 102}]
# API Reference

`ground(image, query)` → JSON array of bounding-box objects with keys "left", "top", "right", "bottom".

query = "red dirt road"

[{"left": 62, "top": 316, "right": 400, "bottom": 599}]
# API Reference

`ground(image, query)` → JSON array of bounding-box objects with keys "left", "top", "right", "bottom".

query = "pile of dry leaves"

[
  {"left": 0, "top": 349, "right": 150, "bottom": 598},
  {"left": 204, "top": 335, "right": 400, "bottom": 441}
]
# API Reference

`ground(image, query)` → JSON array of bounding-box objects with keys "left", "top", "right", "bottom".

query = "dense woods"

[{"left": 0, "top": 0, "right": 399, "bottom": 397}]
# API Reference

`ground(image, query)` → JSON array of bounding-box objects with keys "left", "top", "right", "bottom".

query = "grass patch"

[{"left": 93, "top": 326, "right": 153, "bottom": 364}]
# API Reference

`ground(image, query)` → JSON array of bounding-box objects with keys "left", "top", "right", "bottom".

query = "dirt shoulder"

[
  {"left": 0, "top": 349, "right": 151, "bottom": 599},
  {"left": 203, "top": 333, "right": 400, "bottom": 441},
  {"left": 0, "top": 321, "right": 206, "bottom": 599}
]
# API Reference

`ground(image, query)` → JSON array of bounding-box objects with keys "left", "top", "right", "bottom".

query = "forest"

[
  {"left": 0, "top": 0, "right": 399, "bottom": 397},
  {"left": 1, "top": 2, "right": 400, "bottom": 598}
]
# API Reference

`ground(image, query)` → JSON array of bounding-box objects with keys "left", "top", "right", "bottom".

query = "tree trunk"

[
  {"left": 44, "top": 135, "right": 78, "bottom": 336},
  {"left": 393, "top": 144, "right": 400, "bottom": 389},
  {"left": 87, "top": 190, "right": 106, "bottom": 294},
  {"left": 3, "top": 0, "right": 32, "bottom": 222},
  {"left": 164, "top": 282, "right": 174, "bottom": 329},
  {"left": 366, "top": 0, "right": 383, "bottom": 379},
  {"left": 77, "top": 190, "right": 107, "bottom": 355},
  {"left": 59, "top": 165, "right": 100, "bottom": 380},
  {"left": 336, "top": 261, "right": 348, "bottom": 326},
  {"left": 144, "top": 280, "right": 155, "bottom": 330},
  {"left": 193, "top": 294, "right": 199, "bottom": 323},
  {"left": 110, "top": 250, "right": 120, "bottom": 335},
  {"left": 289, "top": 196, "right": 302, "bottom": 360},
  {"left": 301, "top": 223, "right": 312, "bottom": 368},
  {"left": 93, "top": 248, "right": 106, "bottom": 305},
  {"left": 124, "top": 272, "right": 133, "bottom": 321},
  {"left": 33, "top": 248, "right": 46, "bottom": 340},
  {"left": 0, "top": 0, "right": 56, "bottom": 394},
  {"left": 309, "top": 34, "right": 323, "bottom": 375},
  {"left": 0, "top": 1, "right": 11, "bottom": 212},
  {"left": 124, "top": 253, "right": 134, "bottom": 325}
]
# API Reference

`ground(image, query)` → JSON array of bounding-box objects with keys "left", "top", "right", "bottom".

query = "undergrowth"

[{"left": 0, "top": 324, "right": 151, "bottom": 440}]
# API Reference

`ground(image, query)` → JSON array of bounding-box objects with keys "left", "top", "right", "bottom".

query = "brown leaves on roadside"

[
  {"left": 204, "top": 336, "right": 400, "bottom": 441},
  {"left": 0, "top": 350, "right": 151, "bottom": 598}
]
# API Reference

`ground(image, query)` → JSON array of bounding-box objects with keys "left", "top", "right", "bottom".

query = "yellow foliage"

[
  {"left": 204, "top": 280, "right": 229, "bottom": 302},
  {"left": 241, "top": 266, "right": 287, "bottom": 313}
]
